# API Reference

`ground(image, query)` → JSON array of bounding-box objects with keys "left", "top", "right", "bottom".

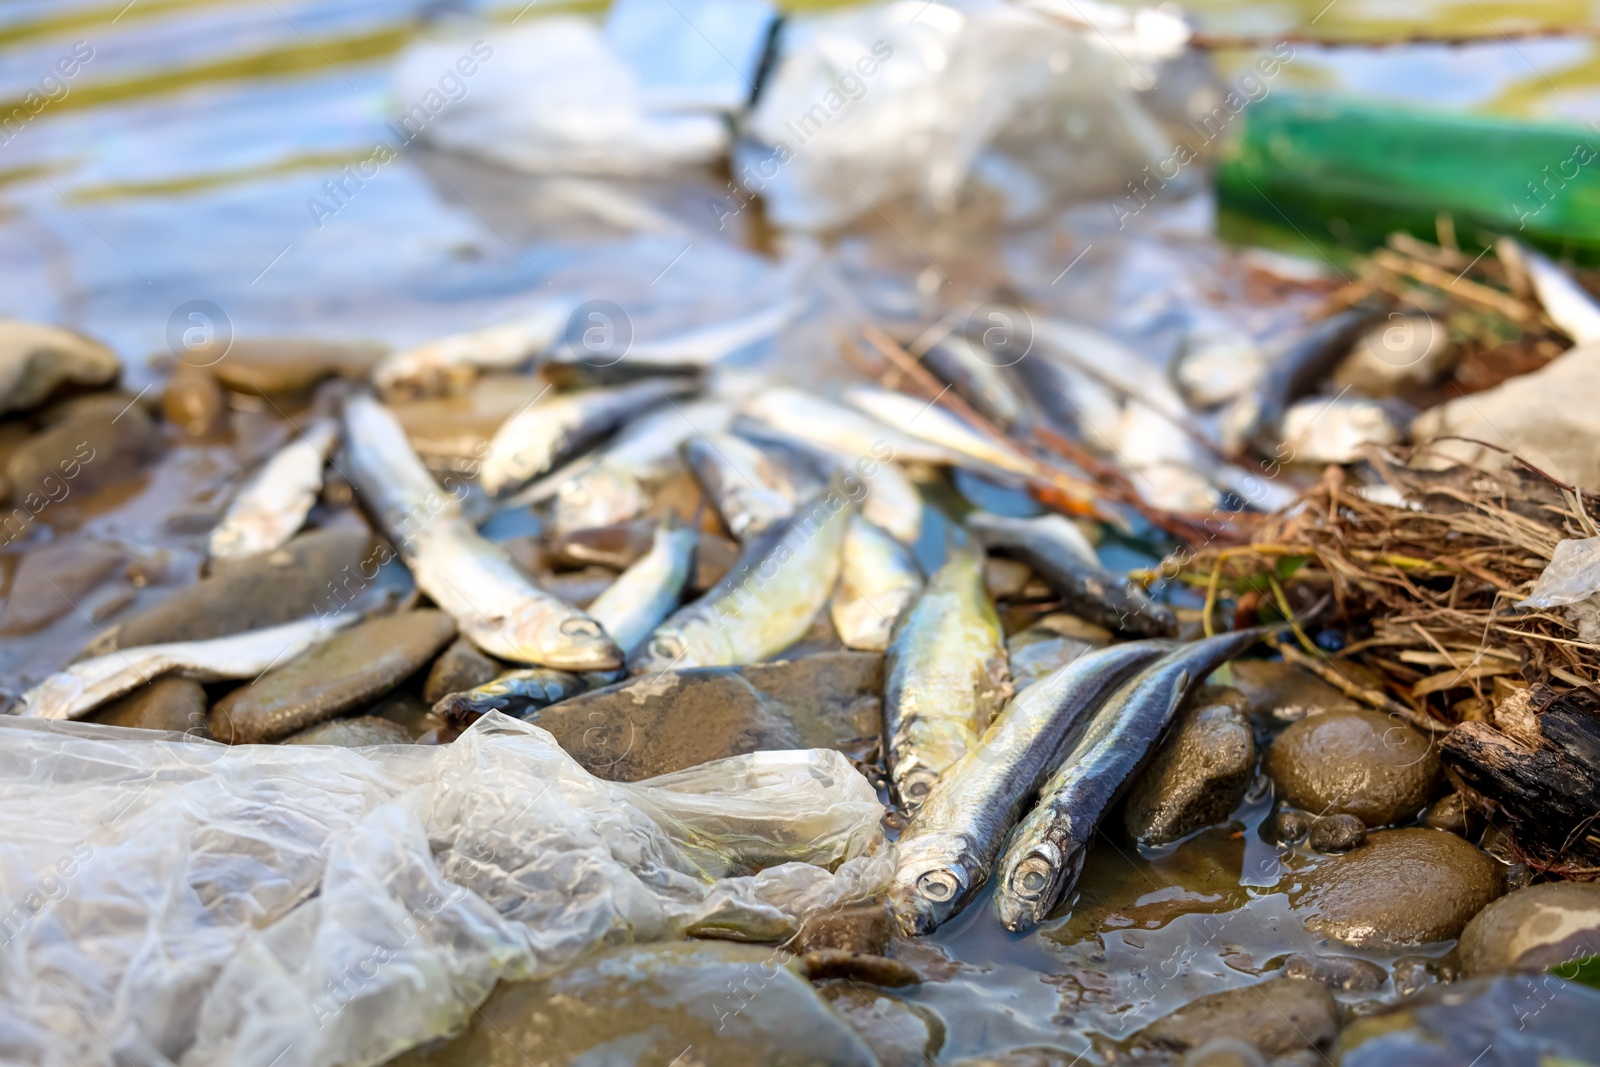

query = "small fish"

[
  {"left": 684, "top": 433, "right": 796, "bottom": 541},
  {"left": 887, "top": 640, "right": 1171, "bottom": 935},
  {"left": 1500, "top": 237, "right": 1600, "bottom": 345},
  {"left": 373, "top": 297, "right": 575, "bottom": 398},
  {"left": 480, "top": 378, "right": 698, "bottom": 498},
  {"left": 586, "top": 519, "right": 697, "bottom": 656},
  {"left": 967, "top": 513, "right": 1176, "bottom": 638},
  {"left": 208, "top": 419, "right": 339, "bottom": 560},
  {"left": 993, "top": 627, "right": 1273, "bottom": 933},
  {"left": 922, "top": 333, "right": 1028, "bottom": 430},
  {"left": 433, "top": 667, "right": 588, "bottom": 728},
  {"left": 546, "top": 299, "right": 795, "bottom": 368},
  {"left": 19, "top": 614, "right": 357, "bottom": 721},
  {"left": 1221, "top": 308, "right": 1382, "bottom": 456},
  {"left": 884, "top": 546, "right": 1011, "bottom": 812},
  {"left": 844, "top": 385, "right": 1042, "bottom": 480},
  {"left": 742, "top": 387, "right": 964, "bottom": 467},
  {"left": 630, "top": 484, "right": 852, "bottom": 672},
  {"left": 830, "top": 515, "right": 923, "bottom": 652},
  {"left": 1281, "top": 394, "right": 1406, "bottom": 465},
  {"left": 344, "top": 394, "right": 622, "bottom": 670}
]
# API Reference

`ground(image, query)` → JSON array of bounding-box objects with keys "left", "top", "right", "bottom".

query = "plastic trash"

[
  {"left": 1518, "top": 535, "right": 1600, "bottom": 610},
  {"left": 604, "top": 0, "right": 778, "bottom": 113},
  {"left": 0, "top": 714, "right": 889, "bottom": 1067}
]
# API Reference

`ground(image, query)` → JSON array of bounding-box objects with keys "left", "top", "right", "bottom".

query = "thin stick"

[
  {"left": 1187, "top": 25, "right": 1600, "bottom": 50},
  {"left": 1271, "top": 640, "right": 1450, "bottom": 733}
]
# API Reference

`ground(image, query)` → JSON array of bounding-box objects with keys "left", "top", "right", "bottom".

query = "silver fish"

[
  {"left": 922, "top": 333, "right": 1028, "bottom": 430},
  {"left": 373, "top": 296, "right": 575, "bottom": 398},
  {"left": 844, "top": 385, "right": 1042, "bottom": 480},
  {"left": 884, "top": 545, "right": 1010, "bottom": 811},
  {"left": 830, "top": 515, "right": 923, "bottom": 652},
  {"left": 433, "top": 667, "right": 588, "bottom": 727},
  {"left": 630, "top": 484, "right": 852, "bottom": 672},
  {"left": 1500, "top": 237, "right": 1600, "bottom": 345},
  {"left": 967, "top": 513, "right": 1177, "bottom": 638},
  {"left": 344, "top": 394, "right": 622, "bottom": 670},
  {"left": 887, "top": 640, "right": 1171, "bottom": 935},
  {"left": 19, "top": 614, "right": 357, "bottom": 721},
  {"left": 587, "top": 519, "right": 697, "bottom": 656},
  {"left": 480, "top": 378, "right": 697, "bottom": 497},
  {"left": 684, "top": 433, "right": 796, "bottom": 541},
  {"left": 994, "top": 627, "right": 1272, "bottom": 932},
  {"left": 742, "top": 386, "right": 964, "bottom": 468},
  {"left": 208, "top": 419, "right": 339, "bottom": 561}
]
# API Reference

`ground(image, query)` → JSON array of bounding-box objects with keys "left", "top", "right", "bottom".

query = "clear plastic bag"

[{"left": 0, "top": 714, "right": 888, "bottom": 1067}]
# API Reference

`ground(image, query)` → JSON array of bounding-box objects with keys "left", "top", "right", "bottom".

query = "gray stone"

[
  {"left": 0, "top": 321, "right": 119, "bottom": 415},
  {"left": 549, "top": 516, "right": 656, "bottom": 570},
  {"left": 1133, "top": 977, "right": 1338, "bottom": 1058},
  {"left": 1227, "top": 660, "right": 1359, "bottom": 723},
  {"left": 1294, "top": 829, "right": 1502, "bottom": 947},
  {"left": 84, "top": 676, "right": 208, "bottom": 737},
  {"left": 6, "top": 394, "right": 160, "bottom": 504},
  {"left": 1458, "top": 881, "right": 1600, "bottom": 977},
  {"left": 1389, "top": 956, "right": 1447, "bottom": 999},
  {"left": 1272, "top": 809, "right": 1310, "bottom": 845},
  {"left": 1266, "top": 708, "right": 1440, "bottom": 826},
  {"left": 0, "top": 540, "right": 124, "bottom": 634},
  {"left": 385, "top": 941, "right": 879, "bottom": 1067},
  {"left": 1307, "top": 814, "right": 1366, "bottom": 853},
  {"left": 421, "top": 637, "right": 500, "bottom": 704},
  {"left": 1281, "top": 952, "right": 1386, "bottom": 993},
  {"left": 1124, "top": 686, "right": 1254, "bottom": 845},
  {"left": 819, "top": 984, "right": 941, "bottom": 1067},
  {"left": 209, "top": 338, "right": 385, "bottom": 396},
  {"left": 281, "top": 716, "right": 414, "bottom": 747},
  {"left": 794, "top": 903, "right": 893, "bottom": 956},
  {"left": 210, "top": 609, "right": 456, "bottom": 744}
]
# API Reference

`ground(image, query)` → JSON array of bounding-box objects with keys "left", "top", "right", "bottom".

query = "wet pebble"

[
  {"left": 800, "top": 950, "right": 920, "bottom": 987},
  {"left": 690, "top": 530, "right": 740, "bottom": 592},
  {"left": 1271, "top": 809, "right": 1310, "bottom": 845},
  {"left": 84, "top": 676, "right": 208, "bottom": 736},
  {"left": 1458, "top": 881, "right": 1600, "bottom": 977},
  {"left": 1227, "top": 660, "right": 1359, "bottom": 723},
  {"left": 549, "top": 516, "right": 655, "bottom": 570},
  {"left": 983, "top": 556, "right": 1033, "bottom": 599},
  {"left": 795, "top": 903, "right": 892, "bottom": 956},
  {"left": 1281, "top": 952, "right": 1387, "bottom": 993},
  {"left": 0, "top": 321, "right": 120, "bottom": 415},
  {"left": 160, "top": 366, "right": 225, "bottom": 436},
  {"left": 1295, "top": 828, "right": 1502, "bottom": 947},
  {"left": 390, "top": 374, "right": 550, "bottom": 463},
  {"left": 1124, "top": 686, "right": 1254, "bottom": 846},
  {"left": 1179, "top": 1039, "right": 1265, "bottom": 1067},
  {"left": 1265, "top": 708, "right": 1440, "bottom": 826},
  {"left": 1389, "top": 956, "right": 1447, "bottom": 998},
  {"left": 1419, "top": 791, "right": 1476, "bottom": 837},
  {"left": 6, "top": 394, "right": 160, "bottom": 504},
  {"left": 421, "top": 637, "right": 501, "bottom": 704},
  {"left": 819, "top": 984, "right": 941, "bottom": 1067},
  {"left": 209, "top": 338, "right": 385, "bottom": 396},
  {"left": 0, "top": 540, "right": 125, "bottom": 634},
  {"left": 1307, "top": 813, "right": 1366, "bottom": 853},
  {"left": 281, "top": 716, "right": 414, "bottom": 747},
  {"left": 1132, "top": 976, "right": 1338, "bottom": 1059},
  {"left": 210, "top": 609, "right": 456, "bottom": 744}
]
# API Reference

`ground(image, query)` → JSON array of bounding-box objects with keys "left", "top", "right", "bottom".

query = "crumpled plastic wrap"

[
  {"left": 1518, "top": 534, "right": 1600, "bottom": 641},
  {"left": 0, "top": 714, "right": 890, "bottom": 1067},
  {"left": 736, "top": 0, "right": 1181, "bottom": 229}
]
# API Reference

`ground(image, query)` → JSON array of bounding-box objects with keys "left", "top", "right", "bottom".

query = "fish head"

[
  {"left": 996, "top": 838, "right": 1088, "bottom": 933},
  {"left": 887, "top": 836, "right": 974, "bottom": 936},
  {"left": 627, "top": 625, "right": 693, "bottom": 675},
  {"left": 499, "top": 608, "right": 623, "bottom": 672},
  {"left": 895, "top": 768, "right": 941, "bottom": 814}
]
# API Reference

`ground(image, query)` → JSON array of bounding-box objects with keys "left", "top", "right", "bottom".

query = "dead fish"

[
  {"left": 993, "top": 627, "right": 1274, "bottom": 932},
  {"left": 19, "top": 614, "right": 357, "bottom": 721},
  {"left": 884, "top": 545, "right": 1011, "bottom": 812},
  {"left": 344, "top": 394, "right": 622, "bottom": 670},
  {"left": 480, "top": 378, "right": 698, "bottom": 498},
  {"left": 373, "top": 296, "right": 575, "bottom": 397},
  {"left": 844, "top": 385, "right": 1041, "bottom": 480},
  {"left": 742, "top": 386, "right": 964, "bottom": 468},
  {"left": 967, "top": 512, "right": 1177, "bottom": 638},
  {"left": 887, "top": 640, "right": 1171, "bottom": 936},
  {"left": 922, "top": 333, "right": 1028, "bottom": 430},
  {"left": 830, "top": 515, "right": 923, "bottom": 652},
  {"left": 1221, "top": 308, "right": 1383, "bottom": 456},
  {"left": 1499, "top": 237, "right": 1600, "bottom": 345},
  {"left": 548, "top": 299, "right": 794, "bottom": 367},
  {"left": 1280, "top": 394, "right": 1407, "bottom": 465},
  {"left": 630, "top": 483, "right": 852, "bottom": 672},
  {"left": 208, "top": 419, "right": 339, "bottom": 560},
  {"left": 586, "top": 519, "right": 697, "bottom": 656},
  {"left": 683, "top": 433, "right": 796, "bottom": 541},
  {"left": 433, "top": 667, "right": 588, "bottom": 728}
]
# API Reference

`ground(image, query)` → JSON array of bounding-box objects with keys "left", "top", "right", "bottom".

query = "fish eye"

[
  {"left": 560, "top": 618, "right": 601, "bottom": 639},
  {"left": 917, "top": 870, "right": 959, "bottom": 902},
  {"left": 650, "top": 634, "right": 683, "bottom": 659},
  {"left": 1013, "top": 857, "right": 1053, "bottom": 900}
]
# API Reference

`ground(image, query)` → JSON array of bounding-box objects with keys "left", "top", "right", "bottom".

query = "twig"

[
  {"left": 1187, "top": 25, "right": 1600, "bottom": 50},
  {"left": 1271, "top": 640, "right": 1450, "bottom": 733}
]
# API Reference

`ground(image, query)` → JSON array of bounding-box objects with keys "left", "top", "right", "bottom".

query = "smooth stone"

[
  {"left": 0, "top": 540, "right": 125, "bottom": 634},
  {"left": 1266, "top": 708, "right": 1440, "bottom": 826},
  {"left": 983, "top": 556, "right": 1033, "bottom": 599},
  {"left": 794, "top": 903, "right": 893, "bottom": 956},
  {"left": 84, "top": 676, "right": 208, "bottom": 736},
  {"left": 93, "top": 526, "right": 374, "bottom": 651},
  {"left": 1458, "top": 881, "right": 1600, "bottom": 977},
  {"left": 421, "top": 637, "right": 500, "bottom": 704},
  {"left": 390, "top": 374, "right": 550, "bottom": 462},
  {"left": 1419, "top": 792, "right": 1476, "bottom": 836},
  {"left": 1390, "top": 956, "right": 1449, "bottom": 999},
  {"left": 6, "top": 394, "right": 160, "bottom": 503},
  {"left": 0, "top": 321, "right": 119, "bottom": 415},
  {"left": 1281, "top": 952, "right": 1386, "bottom": 993},
  {"left": 385, "top": 941, "right": 879, "bottom": 1067},
  {"left": 209, "top": 609, "right": 456, "bottom": 744},
  {"left": 738, "top": 652, "right": 883, "bottom": 751},
  {"left": 1132, "top": 977, "right": 1338, "bottom": 1058},
  {"left": 1332, "top": 311, "right": 1454, "bottom": 398},
  {"left": 691, "top": 531, "right": 740, "bottom": 592},
  {"left": 549, "top": 516, "right": 656, "bottom": 570},
  {"left": 1294, "top": 828, "right": 1502, "bottom": 947},
  {"left": 160, "top": 366, "right": 225, "bottom": 436},
  {"left": 800, "top": 951, "right": 920, "bottom": 987},
  {"left": 1334, "top": 975, "right": 1600, "bottom": 1066},
  {"left": 281, "top": 716, "right": 414, "bottom": 747},
  {"left": 208, "top": 338, "right": 385, "bottom": 396},
  {"left": 1272, "top": 809, "right": 1310, "bottom": 845},
  {"left": 1308, "top": 814, "right": 1366, "bottom": 853},
  {"left": 1124, "top": 686, "right": 1254, "bottom": 846},
  {"left": 1179, "top": 1039, "right": 1266, "bottom": 1067},
  {"left": 1227, "top": 660, "right": 1359, "bottom": 723},
  {"left": 819, "top": 984, "right": 941, "bottom": 1067}
]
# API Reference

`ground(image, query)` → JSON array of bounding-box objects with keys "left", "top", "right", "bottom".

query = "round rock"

[
  {"left": 421, "top": 637, "right": 501, "bottom": 704},
  {"left": 0, "top": 320, "right": 120, "bottom": 415},
  {"left": 84, "top": 676, "right": 208, "bottom": 736},
  {"left": 1308, "top": 813, "right": 1366, "bottom": 853},
  {"left": 281, "top": 716, "right": 414, "bottom": 747},
  {"left": 210, "top": 609, "right": 455, "bottom": 744},
  {"left": 1458, "top": 881, "right": 1600, "bottom": 977},
  {"left": 209, "top": 338, "right": 385, "bottom": 396},
  {"left": 1266, "top": 708, "right": 1440, "bottom": 826},
  {"left": 1295, "top": 828, "right": 1503, "bottom": 947},
  {"left": 1124, "top": 686, "right": 1254, "bottom": 845},
  {"left": 1133, "top": 976, "right": 1338, "bottom": 1058}
]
